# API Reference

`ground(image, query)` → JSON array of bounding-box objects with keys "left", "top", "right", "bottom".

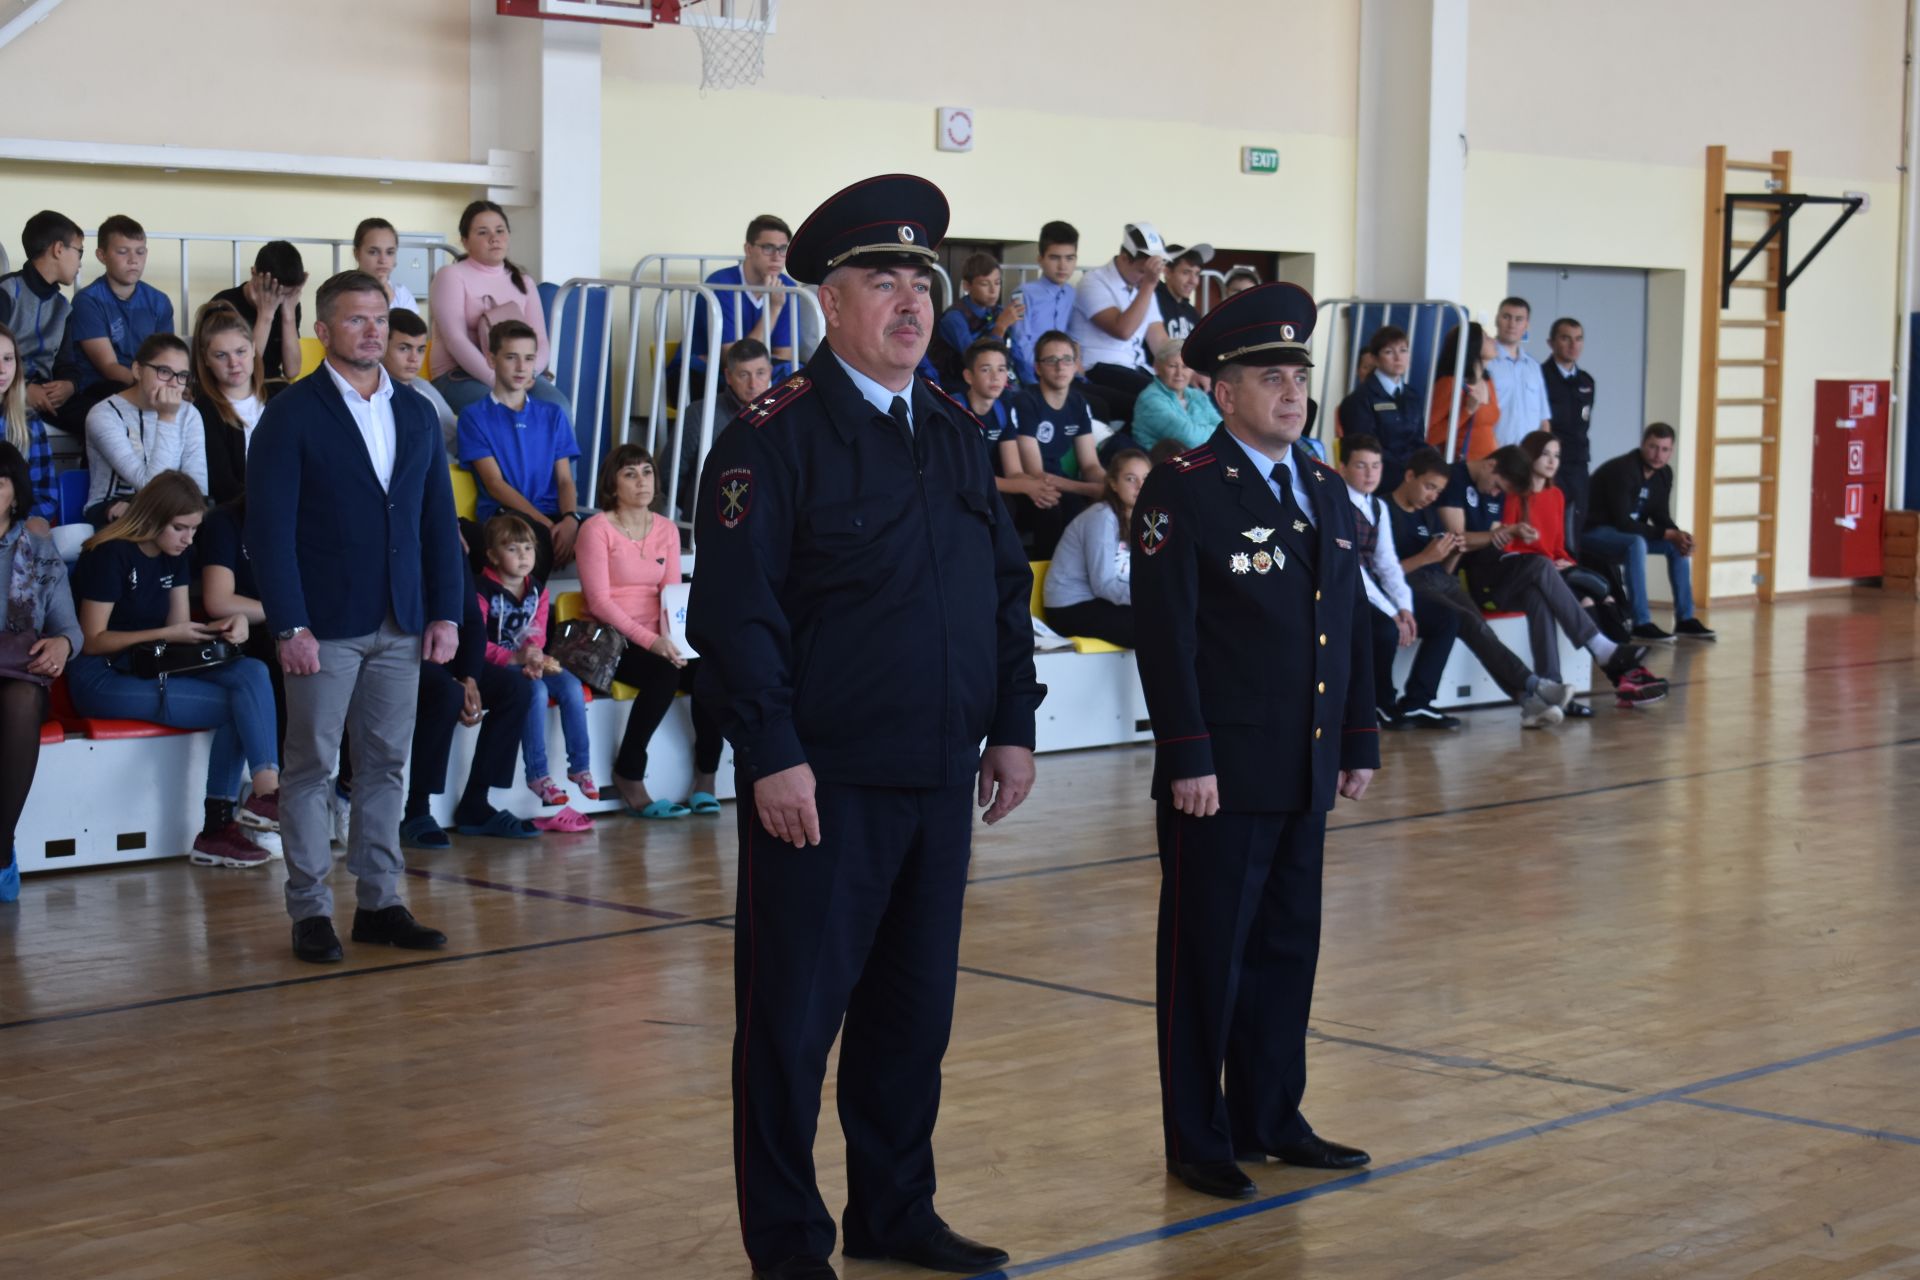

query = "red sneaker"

[
  {"left": 568, "top": 771, "right": 602, "bottom": 801},
  {"left": 239, "top": 790, "right": 281, "bottom": 832},
  {"left": 1614, "top": 667, "right": 1670, "bottom": 706},
  {"left": 190, "top": 823, "right": 272, "bottom": 868}
]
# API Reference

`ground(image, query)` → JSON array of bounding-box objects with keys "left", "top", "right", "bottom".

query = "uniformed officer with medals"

[
  {"left": 1131, "top": 283, "right": 1379, "bottom": 1200},
  {"left": 688, "top": 174, "right": 1045, "bottom": 1280}
]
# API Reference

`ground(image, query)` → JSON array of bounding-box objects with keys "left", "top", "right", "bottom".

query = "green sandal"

[
  {"left": 627, "top": 799, "right": 692, "bottom": 820},
  {"left": 687, "top": 791, "right": 722, "bottom": 816}
]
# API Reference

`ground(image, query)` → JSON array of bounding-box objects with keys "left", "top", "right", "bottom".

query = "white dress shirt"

[
  {"left": 1345, "top": 482, "right": 1414, "bottom": 615},
  {"left": 1224, "top": 430, "right": 1317, "bottom": 526},
  {"left": 323, "top": 358, "right": 398, "bottom": 491}
]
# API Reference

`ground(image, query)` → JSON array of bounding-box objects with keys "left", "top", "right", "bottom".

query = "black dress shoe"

[
  {"left": 752, "top": 1258, "right": 838, "bottom": 1280},
  {"left": 1263, "top": 1134, "right": 1371, "bottom": 1170},
  {"left": 1167, "top": 1159, "right": 1256, "bottom": 1200},
  {"left": 350, "top": 905, "right": 447, "bottom": 950},
  {"left": 1562, "top": 698, "right": 1595, "bottom": 719},
  {"left": 843, "top": 1225, "right": 1009, "bottom": 1273},
  {"left": 292, "top": 915, "right": 343, "bottom": 964}
]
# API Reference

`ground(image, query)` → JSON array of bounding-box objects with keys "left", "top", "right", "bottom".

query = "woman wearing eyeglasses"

[{"left": 82, "top": 333, "right": 206, "bottom": 525}]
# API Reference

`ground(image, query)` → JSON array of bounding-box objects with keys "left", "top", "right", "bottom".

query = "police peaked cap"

[
  {"left": 1181, "top": 282, "right": 1318, "bottom": 376},
  {"left": 786, "top": 174, "right": 950, "bottom": 285}
]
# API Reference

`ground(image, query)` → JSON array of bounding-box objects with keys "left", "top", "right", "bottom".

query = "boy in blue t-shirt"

[
  {"left": 1008, "top": 330, "right": 1105, "bottom": 503},
  {"left": 456, "top": 319, "right": 583, "bottom": 580},
  {"left": 59, "top": 214, "right": 175, "bottom": 436}
]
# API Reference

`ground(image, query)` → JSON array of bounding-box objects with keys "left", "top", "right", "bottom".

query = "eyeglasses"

[
  {"left": 751, "top": 242, "right": 790, "bottom": 256},
  {"left": 140, "top": 362, "right": 190, "bottom": 385},
  {"left": 1036, "top": 355, "right": 1077, "bottom": 368}
]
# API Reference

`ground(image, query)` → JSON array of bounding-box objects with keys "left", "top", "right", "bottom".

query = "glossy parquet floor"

[{"left": 3, "top": 593, "right": 1918, "bottom": 1280}]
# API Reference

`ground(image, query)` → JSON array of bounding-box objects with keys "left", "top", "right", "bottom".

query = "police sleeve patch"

[
  {"left": 717, "top": 467, "right": 753, "bottom": 529},
  {"left": 1139, "top": 508, "right": 1171, "bottom": 556}
]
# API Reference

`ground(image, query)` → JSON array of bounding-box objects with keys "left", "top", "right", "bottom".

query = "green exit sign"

[{"left": 1241, "top": 146, "right": 1280, "bottom": 175}]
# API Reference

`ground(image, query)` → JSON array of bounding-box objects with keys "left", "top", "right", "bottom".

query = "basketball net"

[{"left": 659, "top": 0, "right": 771, "bottom": 91}]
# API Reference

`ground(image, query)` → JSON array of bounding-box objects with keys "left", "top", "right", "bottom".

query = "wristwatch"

[{"left": 276, "top": 626, "right": 308, "bottom": 641}]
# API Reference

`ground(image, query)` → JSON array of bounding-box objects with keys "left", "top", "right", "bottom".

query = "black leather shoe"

[
  {"left": 1167, "top": 1159, "right": 1256, "bottom": 1199},
  {"left": 843, "top": 1225, "right": 1010, "bottom": 1273},
  {"left": 752, "top": 1258, "right": 838, "bottom": 1280},
  {"left": 350, "top": 905, "right": 447, "bottom": 950},
  {"left": 1261, "top": 1134, "right": 1371, "bottom": 1170},
  {"left": 1562, "top": 698, "right": 1595, "bottom": 719},
  {"left": 292, "top": 915, "right": 343, "bottom": 964}
]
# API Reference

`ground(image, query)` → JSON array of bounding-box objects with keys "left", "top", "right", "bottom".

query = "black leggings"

[
  {"left": 1045, "top": 598, "right": 1136, "bottom": 649},
  {"left": 1, "top": 677, "right": 50, "bottom": 866},
  {"left": 612, "top": 648, "right": 723, "bottom": 783}
]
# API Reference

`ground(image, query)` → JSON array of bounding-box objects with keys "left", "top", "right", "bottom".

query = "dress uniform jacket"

[
  {"left": 1543, "top": 359, "right": 1596, "bottom": 519},
  {"left": 1131, "top": 427, "right": 1380, "bottom": 813},
  {"left": 687, "top": 344, "right": 1044, "bottom": 786},
  {"left": 1337, "top": 371, "right": 1424, "bottom": 482}
]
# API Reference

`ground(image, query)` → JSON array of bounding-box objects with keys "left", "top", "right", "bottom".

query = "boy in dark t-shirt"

[{"left": 1007, "top": 331, "right": 1105, "bottom": 505}]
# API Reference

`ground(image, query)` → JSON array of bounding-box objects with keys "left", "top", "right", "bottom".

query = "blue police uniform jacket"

[
  {"left": 1541, "top": 360, "right": 1596, "bottom": 468},
  {"left": 1337, "top": 371, "right": 1423, "bottom": 474},
  {"left": 245, "top": 368, "right": 465, "bottom": 640},
  {"left": 686, "top": 344, "right": 1046, "bottom": 789},
  {"left": 1131, "top": 427, "right": 1379, "bottom": 813}
]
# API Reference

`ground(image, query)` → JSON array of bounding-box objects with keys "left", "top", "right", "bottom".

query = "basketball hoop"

[{"left": 655, "top": 0, "right": 774, "bottom": 91}]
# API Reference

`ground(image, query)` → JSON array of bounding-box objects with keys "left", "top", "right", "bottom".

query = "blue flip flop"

[
  {"left": 626, "top": 799, "right": 692, "bottom": 820},
  {"left": 687, "top": 791, "right": 722, "bottom": 816},
  {"left": 1, "top": 846, "right": 19, "bottom": 904},
  {"left": 398, "top": 814, "right": 452, "bottom": 850},
  {"left": 455, "top": 810, "right": 540, "bottom": 840}
]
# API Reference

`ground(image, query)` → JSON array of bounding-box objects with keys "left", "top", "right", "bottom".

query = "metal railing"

[
  {"left": 141, "top": 231, "right": 453, "bottom": 320},
  {"left": 1312, "top": 298, "right": 1470, "bottom": 459},
  {"left": 632, "top": 250, "right": 953, "bottom": 324}
]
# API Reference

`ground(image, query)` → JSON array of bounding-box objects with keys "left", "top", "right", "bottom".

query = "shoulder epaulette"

[
  {"left": 741, "top": 374, "right": 814, "bottom": 427},
  {"left": 1308, "top": 454, "right": 1340, "bottom": 482},
  {"left": 1169, "top": 447, "right": 1217, "bottom": 473},
  {"left": 922, "top": 377, "right": 988, "bottom": 435}
]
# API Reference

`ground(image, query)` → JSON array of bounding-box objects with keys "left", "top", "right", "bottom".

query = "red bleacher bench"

[
  {"left": 40, "top": 720, "right": 64, "bottom": 745},
  {"left": 47, "top": 674, "right": 196, "bottom": 741}
]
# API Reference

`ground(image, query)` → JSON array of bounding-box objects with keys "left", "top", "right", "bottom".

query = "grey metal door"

[{"left": 1506, "top": 264, "right": 1649, "bottom": 470}]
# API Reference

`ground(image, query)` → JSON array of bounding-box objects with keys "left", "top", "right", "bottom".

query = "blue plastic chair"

[{"left": 57, "top": 470, "right": 89, "bottom": 526}]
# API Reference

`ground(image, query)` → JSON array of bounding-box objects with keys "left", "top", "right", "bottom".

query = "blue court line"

[
  {"left": 967, "top": 1021, "right": 1920, "bottom": 1279},
  {"left": 1669, "top": 1097, "right": 1920, "bottom": 1148}
]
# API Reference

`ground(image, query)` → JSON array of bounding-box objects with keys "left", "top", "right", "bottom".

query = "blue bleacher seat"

[{"left": 58, "top": 469, "right": 89, "bottom": 526}]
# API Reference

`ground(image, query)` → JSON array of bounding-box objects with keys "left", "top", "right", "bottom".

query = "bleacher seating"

[
  {"left": 1027, "top": 560, "right": 1127, "bottom": 655},
  {"left": 57, "top": 469, "right": 89, "bottom": 526},
  {"left": 449, "top": 464, "right": 479, "bottom": 521}
]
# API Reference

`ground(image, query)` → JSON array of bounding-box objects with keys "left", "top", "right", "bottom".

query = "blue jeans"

[
  {"left": 521, "top": 667, "right": 591, "bottom": 782},
  {"left": 67, "top": 654, "right": 280, "bottom": 800},
  {"left": 1583, "top": 526, "right": 1695, "bottom": 625}
]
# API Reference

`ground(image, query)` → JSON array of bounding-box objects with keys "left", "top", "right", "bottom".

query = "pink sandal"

[
  {"left": 528, "top": 777, "right": 568, "bottom": 806},
  {"left": 567, "top": 771, "right": 602, "bottom": 801},
  {"left": 533, "top": 805, "right": 593, "bottom": 833}
]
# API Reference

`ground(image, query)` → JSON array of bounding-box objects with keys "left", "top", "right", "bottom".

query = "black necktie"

[
  {"left": 1272, "top": 462, "right": 1319, "bottom": 569},
  {"left": 889, "top": 395, "right": 913, "bottom": 439}
]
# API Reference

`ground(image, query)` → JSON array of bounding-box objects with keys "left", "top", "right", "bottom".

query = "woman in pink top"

[
  {"left": 577, "top": 443, "right": 723, "bottom": 818},
  {"left": 429, "top": 200, "right": 571, "bottom": 416}
]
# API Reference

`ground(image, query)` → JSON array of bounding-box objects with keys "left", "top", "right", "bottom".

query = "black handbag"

[
  {"left": 549, "top": 618, "right": 628, "bottom": 695},
  {"left": 112, "top": 640, "right": 243, "bottom": 715}
]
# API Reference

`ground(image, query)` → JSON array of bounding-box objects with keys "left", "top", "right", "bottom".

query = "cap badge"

[
  {"left": 1281, "top": 323, "right": 1296, "bottom": 340},
  {"left": 1241, "top": 526, "right": 1274, "bottom": 542},
  {"left": 899, "top": 225, "right": 916, "bottom": 243}
]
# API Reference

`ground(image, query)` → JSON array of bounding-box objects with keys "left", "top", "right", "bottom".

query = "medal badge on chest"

[
  {"left": 1229, "top": 552, "right": 1252, "bottom": 574},
  {"left": 1241, "top": 526, "right": 1274, "bottom": 542},
  {"left": 1251, "top": 550, "right": 1273, "bottom": 575}
]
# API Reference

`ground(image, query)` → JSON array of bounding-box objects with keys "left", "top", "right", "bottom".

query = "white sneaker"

[
  {"left": 1520, "top": 693, "right": 1565, "bottom": 729},
  {"left": 1535, "top": 679, "right": 1575, "bottom": 709},
  {"left": 330, "top": 788, "right": 352, "bottom": 848},
  {"left": 251, "top": 827, "right": 284, "bottom": 860}
]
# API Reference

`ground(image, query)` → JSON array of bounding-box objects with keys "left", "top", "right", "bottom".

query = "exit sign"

[{"left": 1241, "top": 146, "right": 1280, "bottom": 174}]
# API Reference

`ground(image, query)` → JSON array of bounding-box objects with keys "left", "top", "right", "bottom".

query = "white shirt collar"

[
  {"left": 1555, "top": 360, "right": 1578, "bottom": 377},
  {"left": 323, "top": 358, "right": 394, "bottom": 405},
  {"left": 832, "top": 351, "right": 914, "bottom": 430},
  {"left": 1375, "top": 371, "right": 1401, "bottom": 395}
]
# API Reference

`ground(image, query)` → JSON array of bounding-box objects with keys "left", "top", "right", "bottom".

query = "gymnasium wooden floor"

[{"left": 3, "top": 592, "right": 1918, "bottom": 1280}]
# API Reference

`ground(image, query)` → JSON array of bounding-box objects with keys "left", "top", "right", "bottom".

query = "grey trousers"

[
  {"left": 1479, "top": 554, "right": 1597, "bottom": 682},
  {"left": 280, "top": 618, "right": 422, "bottom": 922}
]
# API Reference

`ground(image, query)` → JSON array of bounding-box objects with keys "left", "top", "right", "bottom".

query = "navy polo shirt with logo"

[
  {"left": 1436, "top": 458, "right": 1499, "bottom": 534},
  {"left": 72, "top": 539, "right": 186, "bottom": 631},
  {"left": 1007, "top": 387, "right": 1094, "bottom": 477}
]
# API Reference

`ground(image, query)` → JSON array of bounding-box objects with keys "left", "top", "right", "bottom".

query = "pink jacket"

[
  {"left": 575, "top": 511, "right": 680, "bottom": 649},
  {"left": 429, "top": 257, "right": 551, "bottom": 383}
]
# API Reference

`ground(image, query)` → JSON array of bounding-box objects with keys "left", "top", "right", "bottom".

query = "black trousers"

[
  {"left": 611, "top": 647, "right": 722, "bottom": 781},
  {"left": 407, "top": 661, "right": 535, "bottom": 824},
  {"left": 733, "top": 781, "right": 974, "bottom": 1267},
  {"left": 1560, "top": 461, "right": 1591, "bottom": 530},
  {"left": 1085, "top": 363, "right": 1153, "bottom": 423},
  {"left": 1156, "top": 800, "right": 1327, "bottom": 1164},
  {"left": 1045, "top": 597, "right": 1136, "bottom": 648},
  {"left": 1371, "top": 594, "right": 1461, "bottom": 712}
]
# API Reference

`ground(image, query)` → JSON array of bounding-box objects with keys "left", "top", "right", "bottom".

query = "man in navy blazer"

[{"left": 247, "top": 270, "right": 465, "bottom": 965}]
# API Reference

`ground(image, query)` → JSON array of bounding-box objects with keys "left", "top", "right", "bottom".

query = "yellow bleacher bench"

[{"left": 1028, "top": 560, "right": 1126, "bottom": 655}]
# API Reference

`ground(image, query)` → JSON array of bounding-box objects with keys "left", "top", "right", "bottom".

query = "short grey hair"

[{"left": 1152, "top": 338, "right": 1187, "bottom": 370}]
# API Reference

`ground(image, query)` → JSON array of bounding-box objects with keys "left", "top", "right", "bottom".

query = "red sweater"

[{"left": 1500, "top": 485, "right": 1569, "bottom": 562}]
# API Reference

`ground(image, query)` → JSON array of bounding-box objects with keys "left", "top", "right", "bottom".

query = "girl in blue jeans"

[
  {"left": 476, "top": 513, "right": 595, "bottom": 807},
  {"left": 68, "top": 471, "right": 284, "bottom": 868}
]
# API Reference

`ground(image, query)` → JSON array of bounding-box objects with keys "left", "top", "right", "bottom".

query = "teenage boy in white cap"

[{"left": 1068, "top": 221, "right": 1173, "bottom": 421}]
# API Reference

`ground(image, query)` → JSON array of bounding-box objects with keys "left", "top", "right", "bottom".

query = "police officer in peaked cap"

[
  {"left": 686, "top": 174, "right": 1045, "bottom": 1280},
  {"left": 1129, "top": 282, "right": 1379, "bottom": 1201}
]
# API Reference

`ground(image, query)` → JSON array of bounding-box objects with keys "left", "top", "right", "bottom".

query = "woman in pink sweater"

[
  {"left": 429, "top": 200, "right": 570, "bottom": 416},
  {"left": 577, "top": 443, "right": 723, "bottom": 818}
]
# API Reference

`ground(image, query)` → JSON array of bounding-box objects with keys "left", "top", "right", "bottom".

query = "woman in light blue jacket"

[{"left": 1129, "top": 340, "right": 1220, "bottom": 454}]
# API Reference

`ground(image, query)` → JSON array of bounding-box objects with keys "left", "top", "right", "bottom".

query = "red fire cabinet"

[{"left": 1810, "top": 379, "right": 1889, "bottom": 578}]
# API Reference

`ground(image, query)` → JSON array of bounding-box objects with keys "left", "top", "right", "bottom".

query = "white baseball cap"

[
  {"left": 1166, "top": 242, "right": 1216, "bottom": 265},
  {"left": 1120, "top": 221, "right": 1170, "bottom": 259}
]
